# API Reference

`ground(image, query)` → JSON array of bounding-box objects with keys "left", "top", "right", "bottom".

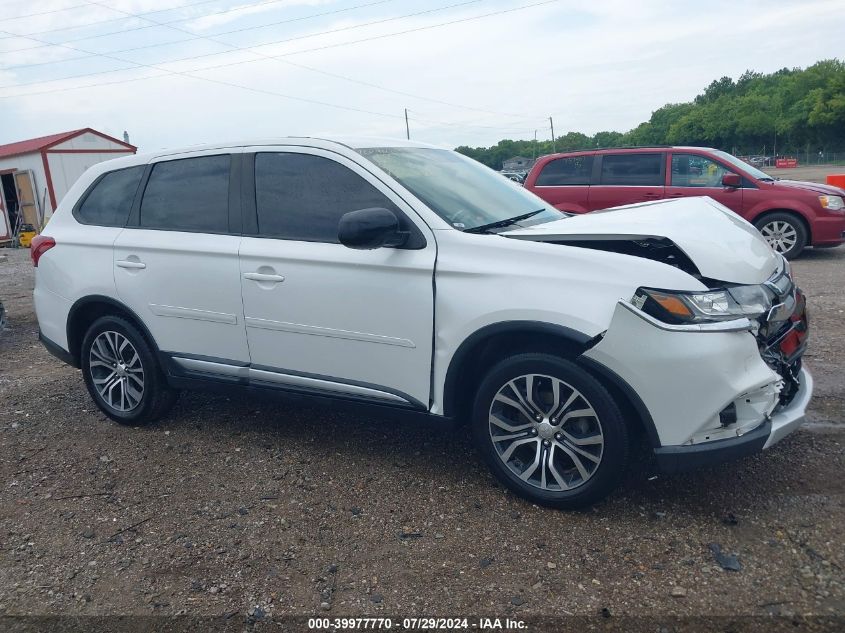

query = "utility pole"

[
  {"left": 404, "top": 108, "right": 410, "bottom": 140},
  {"left": 532, "top": 129, "right": 537, "bottom": 161},
  {"left": 773, "top": 130, "right": 777, "bottom": 159},
  {"left": 549, "top": 116, "right": 555, "bottom": 153}
]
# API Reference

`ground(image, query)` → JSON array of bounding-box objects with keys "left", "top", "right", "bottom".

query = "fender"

[
  {"left": 745, "top": 200, "right": 815, "bottom": 226},
  {"left": 66, "top": 295, "right": 161, "bottom": 365},
  {"left": 441, "top": 320, "right": 593, "bottom": 418}
]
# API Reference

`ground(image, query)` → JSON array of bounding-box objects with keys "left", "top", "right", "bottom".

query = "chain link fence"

[{"left": 736, "top": 151, "right": 845, "bottom": 167}]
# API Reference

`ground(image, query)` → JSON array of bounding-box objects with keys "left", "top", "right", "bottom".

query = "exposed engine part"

[{"left": 549, "top": 237, "right": 701, "bottom": 276}]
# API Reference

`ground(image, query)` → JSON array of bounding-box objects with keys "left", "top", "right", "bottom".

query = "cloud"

[{"left": 0, "top": 0, "right": 843, "bottom": 151}]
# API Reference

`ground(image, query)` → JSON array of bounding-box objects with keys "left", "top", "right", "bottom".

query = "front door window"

[{"left": 671, "top": 154, "right": 733, "bottom": 187}]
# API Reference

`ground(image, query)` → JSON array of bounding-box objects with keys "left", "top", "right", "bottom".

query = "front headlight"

[
  {"left": 819, "top": 195, "right": 845, "bottom": 211},
  {"left": 632, "top": 285, "right": 772, "bottom": 324}
]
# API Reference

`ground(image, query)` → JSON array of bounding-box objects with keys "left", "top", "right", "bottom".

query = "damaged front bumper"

[
  {"left": 653, "top": 367, "right": 812, "bottom": 473},
  {"left": 582, "top": 294, "right": 812, "bottom": 473}
]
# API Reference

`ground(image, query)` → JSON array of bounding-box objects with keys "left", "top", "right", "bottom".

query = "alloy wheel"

[
  {"left": 760, "top": 220, "right": 798, "bottom": 254},
  {"left": 488, "top": 374, "right": 604, "bottom": 491},
  {"left": 88, "top": 331, "right": 144, "bottom": 412}
]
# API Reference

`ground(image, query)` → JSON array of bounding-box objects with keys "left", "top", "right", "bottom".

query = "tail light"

[{"left": 30, "top": 235, "right": 56, "bottom": 267}]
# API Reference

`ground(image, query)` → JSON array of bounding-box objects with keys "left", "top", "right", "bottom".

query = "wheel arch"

[
  {"left": 441, "top": 321, "right": 661, "bottom": 448},
  {"left": 575, "top": 356, "right": 661, "bottom": 448},
  {"left": 749, "top": 207, "right": 813, "bottom": 244},
  {"left": 442, "top": 321, "right": 595, "bottom": 421},
  {"left": 66, "top": 295, "right": 159, "bottom": 367}
]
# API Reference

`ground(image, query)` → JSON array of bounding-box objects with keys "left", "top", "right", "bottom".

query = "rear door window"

[
  {"left": 535, "top": 156, "right": 593, "bottom": 186},
  {"left": 140, "top": 155, "right": 231, "bottom": 233},
  {"left": 76, "top": 166, "right": 144, "bottom": 226},
  {"left": 600, "top": 153, "right": 664, "bottom": 185}
]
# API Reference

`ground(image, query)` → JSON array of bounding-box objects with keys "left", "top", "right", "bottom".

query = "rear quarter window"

[
  {"left": 74, "top": 166, "right": 145, "bottom": 227},
  {"left": 535, "top": 155, "right": 593, "bottom": 186}
]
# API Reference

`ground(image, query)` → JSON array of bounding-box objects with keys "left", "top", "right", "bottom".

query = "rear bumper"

[
  {"left": 39, "top": 330, "right": 79, "bottom": 368},
  {"left": 655, "top": 366, "right": 812, "bottom": 473}
]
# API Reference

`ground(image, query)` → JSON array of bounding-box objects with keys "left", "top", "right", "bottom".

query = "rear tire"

[
  {"left": 754, "top": 212, "right": 807, "bottom": 260},
  {"left": 81, "top": 315, "right": 178, "bottom": 425},
  {"left": 471, "top": 353, "right": 629, "bottom": 509}
]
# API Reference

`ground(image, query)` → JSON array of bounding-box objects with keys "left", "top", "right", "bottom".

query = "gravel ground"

[
  {"left": 0, "top": 246, "right": 843, "bottom": 630},
  {"left": 762, "top": 164, "right": 845, "bottom": 184}
]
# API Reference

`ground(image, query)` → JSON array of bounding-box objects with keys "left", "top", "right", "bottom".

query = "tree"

[{"left": 458, "top": 59, "right": 845, "bottom": 165}]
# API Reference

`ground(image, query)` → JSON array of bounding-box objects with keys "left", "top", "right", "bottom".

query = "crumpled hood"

[
  {"left": 502, "top": 197, "right": 780, "bottom": 285},
  {"left": 772, "top": 179, "right": 845, "bottom": 196}
]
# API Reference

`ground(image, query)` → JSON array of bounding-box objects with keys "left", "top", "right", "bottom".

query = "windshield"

[
  {"left": 712, "top": 150, "right": 773, "bottom": 181},
  {"left": 356, "top": 147, "right": 562, "bottom": 231}
]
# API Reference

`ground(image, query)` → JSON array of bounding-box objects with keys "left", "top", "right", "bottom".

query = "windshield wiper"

[{"left": 464, "top": 209, "right": 545, "bottom": 234}]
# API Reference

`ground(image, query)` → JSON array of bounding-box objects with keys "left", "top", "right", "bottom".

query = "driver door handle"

[
  {"left": 116, "top": 260, "right": 146, "bottom": 269},
  {"left": 244, "top": 272, "right": 285, "bottom": 283}
]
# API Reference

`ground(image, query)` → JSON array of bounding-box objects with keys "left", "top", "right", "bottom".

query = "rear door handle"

[
  {"left": 243, "top": 272, "right": 285, "bottom": 283},
  {"left": 116, "top": 260, "right": 146, "bottom": 269}
]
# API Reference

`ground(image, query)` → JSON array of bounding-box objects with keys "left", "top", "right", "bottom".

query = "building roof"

[{"left": 0, "top": 128, "right": 136, "bottom": 160}]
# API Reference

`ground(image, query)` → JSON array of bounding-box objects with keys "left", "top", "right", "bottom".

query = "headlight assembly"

[
  {"left": 632, "top": 285, "right": 773, "bottom": 324},
  {"left": 819, "top": 195, "right": 844, "bottom": 211}
]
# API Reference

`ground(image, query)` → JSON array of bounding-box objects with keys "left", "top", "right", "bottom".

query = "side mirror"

[
  {"left": 721, "top": 173, "right": 741, "bottom": 188},
  {"left": 338, "top": 207, "right": 408, "bottom": 250}
]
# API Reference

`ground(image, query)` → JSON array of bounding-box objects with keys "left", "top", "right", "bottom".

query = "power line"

[
  {"left": 0, "top": 0, "right": 334, "bottom": 41},
  {"left": 74, "top": 0, "right": 540, "bottom": 123},
  {"left": 0, "top": 0, "right": 560, "bottom": 138},
  {"left": 4, "top": 2, "right": 90, "bottom": 21},
  {"left": 1, "top": 0, "right": 558, "bottom": 90},
  {"left": 1, "top": 0, "right": 483, "bottom": 81},
  {"left": 4, "top": 16, "right": 405, "bottom": 121},
  {"left": 0, "top": 0, "right": 434, "bottom": 71}
]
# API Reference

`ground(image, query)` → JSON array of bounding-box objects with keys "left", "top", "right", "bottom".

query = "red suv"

[{"left": 524, "top": 147, "right": 845, "bottom": 259}]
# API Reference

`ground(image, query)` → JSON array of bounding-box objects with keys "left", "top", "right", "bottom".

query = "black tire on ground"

[
  {"left": 754, "top": 212, "right": 808, "bottom": 260},
  {"left": 471, "top": 353, "right": 629, "bottom": 510},
  {"left": 81, "top": 315, "right": 178, "bottom": 425}
]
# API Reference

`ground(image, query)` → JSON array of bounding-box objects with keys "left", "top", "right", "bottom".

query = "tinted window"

[
  {"left": 255, "top": 153, "right": 400, "bottom": 243},
  {"left": 76, "top": 166, "right": 144, "bottom": 226},
  {"left": 671, "top": 153, "right": 732, "bottom": 187},
  {"left": 535, "top": 156, "right": 593, "bottom": 186},
  {"left": 140, "top": 155, "right": 230, "bottom": 232},
  {"left": 600, "top": 153, "right": 663, "bottom": 186}
]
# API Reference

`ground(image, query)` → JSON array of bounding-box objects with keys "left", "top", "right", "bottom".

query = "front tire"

[
  {"left": 471, "top": 354, "right": 629, "bottom": 509},
  {"left": 81, "top": 315, "right": 178, "bottom": 425},
  {"left": 754, "top": 212, "right": 807, "bottom": 260}
]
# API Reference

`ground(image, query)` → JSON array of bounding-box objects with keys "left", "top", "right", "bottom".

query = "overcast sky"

[{"left": 1, "top": 0, "right": 843, "bottom": 152}]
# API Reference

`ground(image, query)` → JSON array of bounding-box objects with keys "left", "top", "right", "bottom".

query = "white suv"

[{"left": 32, "top": 138, "right": 812, "bottom": 509}]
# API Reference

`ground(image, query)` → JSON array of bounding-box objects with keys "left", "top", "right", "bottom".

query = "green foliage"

[{"left": 457, "top": 60, "right": 845, "bottom": 169}]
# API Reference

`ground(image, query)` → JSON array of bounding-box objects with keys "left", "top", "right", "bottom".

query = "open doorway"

[{"left": 1, "top": 172, "right": 20, "bottom": 239}]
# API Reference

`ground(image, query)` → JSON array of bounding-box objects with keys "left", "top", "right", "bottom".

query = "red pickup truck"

[{"left": 524, "top": 146, "right": 845, "bottom": 259}]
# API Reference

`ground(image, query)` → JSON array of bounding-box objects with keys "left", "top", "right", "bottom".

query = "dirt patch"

[{"left": 1, "top": 246, "right": 843, "bottom": 625}]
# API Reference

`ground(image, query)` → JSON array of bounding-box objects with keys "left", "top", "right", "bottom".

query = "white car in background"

[{"left": 31, "top": 138, "right": 811, "bottom": 509}]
